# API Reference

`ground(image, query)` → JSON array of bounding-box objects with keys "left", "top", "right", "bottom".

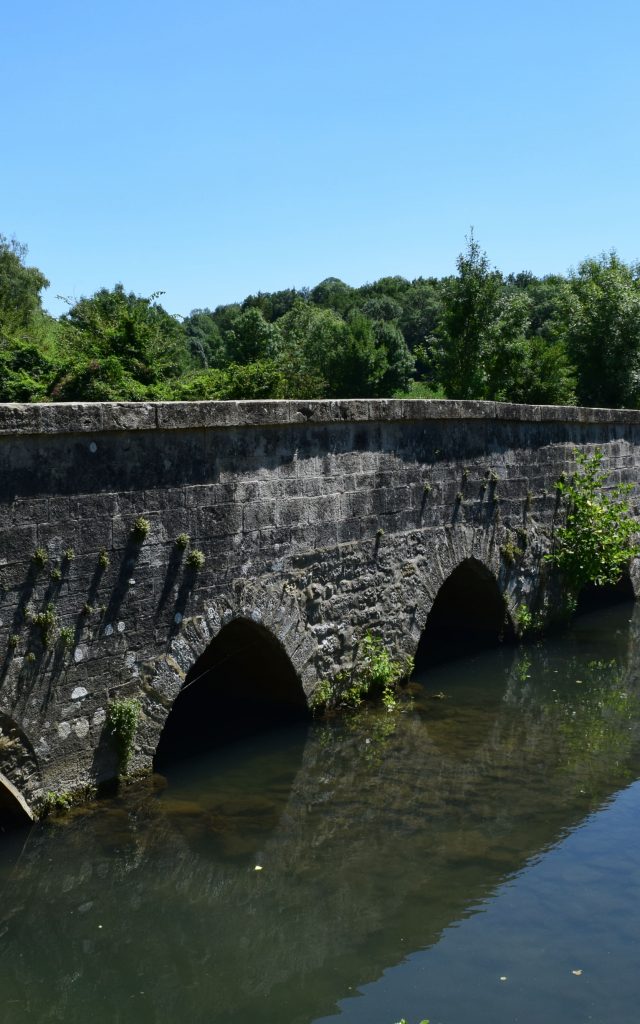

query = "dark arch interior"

[
  {"left": 576, "top": 573, "right": 635, "bottom": 615},
  {"left": 154, "top": 618, "right": 310, "bottom": 768},
  {"left": 415, "top": 559, "right": 514, "bottom": 670},
  {"left": 0, "top": 775, "right": 32, "bottom": 830}
]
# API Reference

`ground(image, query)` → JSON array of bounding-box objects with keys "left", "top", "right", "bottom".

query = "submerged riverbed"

[{"left": 2, "top": 602, "right": 640, "bottom": 1023}]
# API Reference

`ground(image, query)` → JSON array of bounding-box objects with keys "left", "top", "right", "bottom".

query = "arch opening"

[
  {"left": 154, "top": 618, "right": 310, "bottom": 767},
  {"left": 0, "top": 771, "right": 34, "bottom": 828},
  {"left": 415, "top": 558, "right": 514, "bottom": 670},
  {"left": 576, "top": 572, "right": 635, "bottom": 615}
]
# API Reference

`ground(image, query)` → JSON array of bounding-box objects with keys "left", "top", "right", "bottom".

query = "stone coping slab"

[{"left": 0, "top": 399, "right": 639, "bottom": 437}]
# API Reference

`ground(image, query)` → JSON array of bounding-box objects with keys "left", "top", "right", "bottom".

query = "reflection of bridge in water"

[{"left": 2, "top": 602, "right": 640, "bottom": 1024}]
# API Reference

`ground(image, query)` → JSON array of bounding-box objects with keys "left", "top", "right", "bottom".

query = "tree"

[
  {"left": 563, "top": 253, "right": 640, "bottom": 408},
  {"left": 309, "top": 277, "right": 355, "bottom": 315},
  {"left": 373, "top": 320, "right": 415, "bottom": 394},
  {"left": 433, "top": 234, "right": 507, "bottom": 399},
  {"left": 62, "top": 284, "right": 189, "bottom": 386},
  {"left": 0, "top": 235, "right": 49, "bottom": 337},
  {"left": 223, "top": 307, "right": 282, "bottom": 364},
  {"left": 183, "top": 309, "right": 226, "bottom": 368}
]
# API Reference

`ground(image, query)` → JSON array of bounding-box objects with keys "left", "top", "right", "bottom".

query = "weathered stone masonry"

[{"left": 0, "top": 398, "right": 639, "bottom": 814}]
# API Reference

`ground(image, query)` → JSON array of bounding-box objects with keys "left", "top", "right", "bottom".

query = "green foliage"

[
  {"left": 50, "top": 567, "right": 62, "bottom": 582},
  {"left": 98, "top": 549, "right": 110, "bottom": 569},
  {"left": 132, "top": 515, "right": 151, "bottom": 542},
  {"left": 58, "top": 626, "right": 74, "bottom": 649},
  {"left": 4, "top": 230, "right": 640, "bottom": 409},
  {"left": 309, "top": 678, "right": 334, "bottom": 712},
  {"left": 0, "top": 235, "right": 49, "bottom": 336},
  {"left": 31, "top": 603, "right": 58, "bottom": 649},
  {"left": 32, "top": 547, "right": 48, "bottom": 569},
  {"left": 8, "top": 633, "right": 19, "bottom": 650},
  {"left": 175, "top": 532, "right": 190, "bottom": 550},
  {"left": 500, "top": 539, "right": 524, "bottom": 565},
  {"left": 107, "top": 697, "right": 141, "bottom": 776},
  {"left": 61, "top": 283, "right": 188, "bottom": 385},
  {"left": 564, "top": 253, "right": 640, "bottom": 408},
  {"left": 64, "top": 547, "right": 75, "bottom": 561},
  {"left": 42, "top": 790, "right": 73, "bottom": 814},
  {"left": 546, "top": 450, "right": 639, "bottom": 601},
  {"left": 432, "top": 233, "right": 576, "bottom": 405},
  {"left": 312, "top": 634, "right": 413, "bottom": 713},
  {"left": 186, "top": 548, "right": 205, "bottom": 570}
]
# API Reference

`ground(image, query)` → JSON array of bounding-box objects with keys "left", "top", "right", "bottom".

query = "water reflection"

[{"left": 1, "top": 603, "right": 640, "bottom": 1024}]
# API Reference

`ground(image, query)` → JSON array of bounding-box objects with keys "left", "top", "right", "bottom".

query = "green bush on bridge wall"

[{"left": 546, "top": 449, "right": 639, "bottom": 612}]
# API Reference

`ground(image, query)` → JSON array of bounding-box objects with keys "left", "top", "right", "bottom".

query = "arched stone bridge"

[{"left": 0, "top": 398, "right": 639, "bottom": 818}]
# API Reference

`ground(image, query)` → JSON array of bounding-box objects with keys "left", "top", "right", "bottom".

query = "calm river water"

[{"left": 2, "top": 603, "right": 640, "bottom": 1024}]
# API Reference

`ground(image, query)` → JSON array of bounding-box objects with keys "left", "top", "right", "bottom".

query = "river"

[{"left": 2, "top": 601, "right": 640, "bottom": 1023}]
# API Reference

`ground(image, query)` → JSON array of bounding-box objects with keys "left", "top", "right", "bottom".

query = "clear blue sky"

[{"left": 2, "top": 0, "right": 639, "bottom": 317}]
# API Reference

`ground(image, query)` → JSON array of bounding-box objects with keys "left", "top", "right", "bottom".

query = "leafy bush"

[
  {"left": 186, "top": 548, "right": 205, "bottom": 570},
  {"left": 546, "top": 449, "right": 639, "bottom": 605},
  {"left": 107, "top": 697, "right": 141, "bottom": 775}
]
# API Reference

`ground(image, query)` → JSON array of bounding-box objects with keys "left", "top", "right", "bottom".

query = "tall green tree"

[
  {"left": 433, "top": 234, "right": 506, "bottom": 399},
  {"left": 0, "top": 235, "right": 49, "bottom": 337},
  {"left": 62, "top": 284, "right": 188, "bottom": 386},
  {"left": 564, "top": 253, "right": 640, "bottom": 408}
]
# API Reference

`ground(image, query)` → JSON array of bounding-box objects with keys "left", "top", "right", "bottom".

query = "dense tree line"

[{"left": 1, "top": 231, "right": 640, "bottom": 408}]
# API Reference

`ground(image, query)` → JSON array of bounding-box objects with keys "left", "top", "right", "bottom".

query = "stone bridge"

[{"left": 0, "top": 398, "right": 639, "bottom": 818}]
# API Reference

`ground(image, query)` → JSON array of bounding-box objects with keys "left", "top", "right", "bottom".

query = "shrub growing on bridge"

[{"left": 547, "top": 450, "right": 639, "bottom": 610}]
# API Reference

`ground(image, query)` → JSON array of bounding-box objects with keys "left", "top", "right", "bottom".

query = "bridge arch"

[
  {"left": 154, "top": 615, "right": 310, "bottom": 767},
  {"left": 0, "top": 714, "right": 40, "bottom": 825},
  {"left": 576, "top": 568, "right": 636, "bottom": 615},
  {"left": 415, "top": 557, "right": 514, "bottom": 670}
]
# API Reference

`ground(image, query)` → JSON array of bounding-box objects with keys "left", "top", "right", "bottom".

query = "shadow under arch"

[
  {"left": 576, "top": 571, "right": 636, "bottom": 615},
  {"left": 154, "top": 617, "right": 310, "bottom": 768},
  {"left": 0, "top": 714, "right": 40, "bottom": 828},
  {"left": 415, "top": 557, "right": 515, "bottom": 670},
  {"left": 0, "top": 771, "right": 35, "bottom": 826}
]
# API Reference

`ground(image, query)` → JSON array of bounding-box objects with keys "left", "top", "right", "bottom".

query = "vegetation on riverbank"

[{"left": 2, "top": 232, "right": 640, "bottom": 407}]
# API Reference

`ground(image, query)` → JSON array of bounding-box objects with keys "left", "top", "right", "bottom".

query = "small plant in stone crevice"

[
  {"left": 32, "top": 547, "right": 48, "bottom": 570},
  {"left": 50, "top": 567, "right": 62, "bottom": 582},
  {"left": 58, "top": 626, "right": 74, "bottom": 650},
  {"left": 107, "top": 697, "right": 141, "bottom": 776},
  {"left": 500, "top": 539, "right": 524, "bottom": 565},
  {"left": 514, "top": 602, "right": 547, "bottom": 639},
  {"left": 311, "top": 634, "right": 413, "bottom": 714},
  {"left": 546, "top": 449, "right": 640, "bottom": 609},
  {"left": 42, "top": 790, "right": 74, "bottom": 814},
  {"left": 98, "top": 549, "right": 110, "bottom": 570},
  {"left": 32, "top": 603, "right": 58, "bottom": 649},
  {"left": 64, "top": 547, "right": 75, "bottom": 562},
  {"left": 131, "top": 516, "right": 151, "bottom": 542},
  {"left": 186, "top": 548, "right": 205, "bottom": 570},
  {"left": 175, "top": 532, "right": 190, "bottom": 550}
]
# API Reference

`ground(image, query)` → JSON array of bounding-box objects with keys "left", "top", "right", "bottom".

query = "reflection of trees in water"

[{"left": 2, "top": 604, "right": 640, "bottom": 1023}]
